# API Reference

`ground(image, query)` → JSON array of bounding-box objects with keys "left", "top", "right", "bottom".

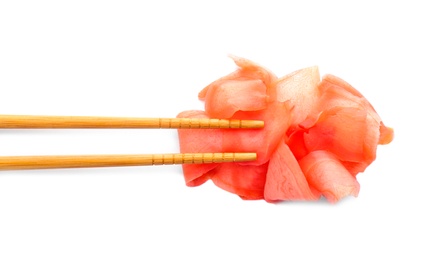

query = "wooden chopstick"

[
  {"left": 0, "top": 115, "right": 264, "bottom": 129},
  {"left": 0, "top": 153, "right": 257, "bottom": 170},
  {"left": 0, "top": 115, "right": 261, "bottom": 170}
]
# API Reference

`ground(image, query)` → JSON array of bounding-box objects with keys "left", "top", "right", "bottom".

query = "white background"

[{"left": 0, "top": 1, "right": 446, "bottom": 259}]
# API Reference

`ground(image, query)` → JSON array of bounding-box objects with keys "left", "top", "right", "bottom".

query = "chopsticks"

[
  {"left": 0, "top": 114, "right": 262, "bottom": 170},
  {"left": 0, "top": 115, "right": 264, "bottom": 129},
  {"left": 0, "top": 153, "right": 257, "bottom": 170}
]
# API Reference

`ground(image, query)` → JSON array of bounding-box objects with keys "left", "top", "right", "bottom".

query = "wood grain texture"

[
  {"left": 0, "top": 153, "right": 257, "bottom": 170},
  {"left": 0, "top": 115, "right": 264, "bottom": 129}
]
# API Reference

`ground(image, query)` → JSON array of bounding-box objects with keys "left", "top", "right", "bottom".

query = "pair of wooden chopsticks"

[{"left": 0, "top": 115, "right": 263, "bottom": 171}]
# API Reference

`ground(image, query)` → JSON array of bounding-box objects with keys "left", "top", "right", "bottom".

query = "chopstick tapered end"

[
  {"left": 232, "top": 152, "right": 257, "bottom": 162},
  {"left": 238, "top": 120, "right": 264, "bottom": 129}
]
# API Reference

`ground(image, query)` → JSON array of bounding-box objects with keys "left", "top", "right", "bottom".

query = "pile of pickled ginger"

[{"left": 177, "top": 56, "right": 393, "bottom": 203}]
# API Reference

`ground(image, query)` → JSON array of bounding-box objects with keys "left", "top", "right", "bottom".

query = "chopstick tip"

[
  {"left": 240, "top": 120, "right": 264, "bottom": 129},
  {"left": 233, "top": 152, "right": 257, "bottom": 162}
]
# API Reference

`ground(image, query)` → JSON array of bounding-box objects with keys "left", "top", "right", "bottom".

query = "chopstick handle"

[
  {"left": 0, "top": 115, "right": 264, "bottom": 129},
  {"left": 0, "top": 153, "right": 257, "bottom": 170}
]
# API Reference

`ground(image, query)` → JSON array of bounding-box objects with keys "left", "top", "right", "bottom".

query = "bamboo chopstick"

[
  {"left": 0, "top": 115, "right": 264, "bottom": 129},
  {"left": 0, "top": 153, "right": 257, "bottom": 170},
  {"left": 0, "top": 115, "right": 261, "bottom": 170}
]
